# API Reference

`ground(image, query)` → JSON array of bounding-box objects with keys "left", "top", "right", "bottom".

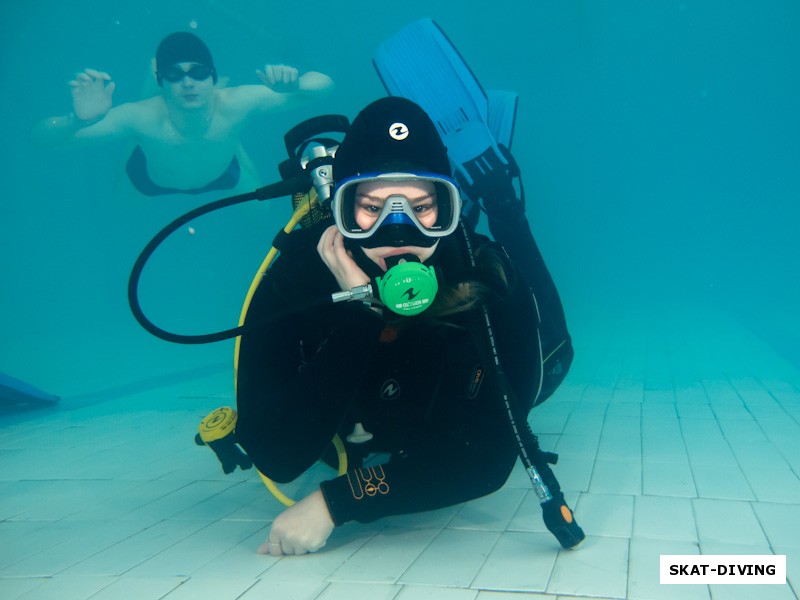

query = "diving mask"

[{"left": 332, "top": 172, "right": 461, "bottom": 249}]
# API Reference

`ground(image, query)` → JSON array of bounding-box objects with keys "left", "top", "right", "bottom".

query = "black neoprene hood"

[{"left": 335, "top": 97, "right": 451, "bottom": 181}]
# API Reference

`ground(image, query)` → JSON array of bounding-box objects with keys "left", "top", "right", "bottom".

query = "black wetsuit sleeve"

[{"left": 235, "top": 244, "right": 386, "bottom": 483}]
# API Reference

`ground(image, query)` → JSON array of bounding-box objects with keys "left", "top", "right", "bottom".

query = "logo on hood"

[{"left": 388, "top": 122, "right": 409, "bottom": 140}]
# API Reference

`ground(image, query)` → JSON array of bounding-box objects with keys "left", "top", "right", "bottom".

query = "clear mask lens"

[{"left": 333, "top": 173, "right": 461, "bottom": 241}]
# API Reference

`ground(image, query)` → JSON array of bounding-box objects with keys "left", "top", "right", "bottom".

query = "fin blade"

[
  {"left": 374, "top": 18, "right": 518, "bottom": 218},
  {"left": 487, "top": 89, "right": 518, "bottom": 150},
  {"left": 374, "top": 18, "right": 489, "bottom": 139}
]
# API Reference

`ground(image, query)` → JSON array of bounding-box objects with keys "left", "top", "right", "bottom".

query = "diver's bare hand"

[
  {"left": 256, "top": 64, "right": 300, "bottom": 93},
  {"left": 258, "top": 490, "right": 334, "bottom": 556},
  {"left": 318, "top": 225, "right": 371, "bottom": 292},
  {"left": 69, "top": 69, "right": 114, "bottom": 122}
]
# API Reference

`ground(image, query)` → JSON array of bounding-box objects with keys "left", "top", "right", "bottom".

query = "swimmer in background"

[{"left": 32, "top": 31, "right": 334, "bottom": 196}]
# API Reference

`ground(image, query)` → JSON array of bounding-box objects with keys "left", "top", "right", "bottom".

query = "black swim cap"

[
  {"left": 335, "top": 97, "right": 451, "bottom": 181},
  {"left": 155, "top": 32, "right": 217, "bottom": 85}
]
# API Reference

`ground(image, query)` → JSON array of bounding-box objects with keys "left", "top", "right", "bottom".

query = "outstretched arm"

[
  {"left": 225, "top": 64, "right": 334, "bottom": 116},
  {"left": 257, "top": 64, "right": 333, "bottom": 95},
  {"left": 31, "top": 69, "right": 135, "bottom": 145}
]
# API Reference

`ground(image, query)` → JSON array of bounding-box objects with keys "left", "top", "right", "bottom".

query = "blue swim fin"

[
  {"left": 487, "top": 89, "right": 518, "bottom": 151},
  {"left": 374, "top": 18, "right": 518, "bottom": 225}
]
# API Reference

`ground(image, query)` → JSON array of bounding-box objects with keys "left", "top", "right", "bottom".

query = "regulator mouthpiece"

[{"left": 376, "top": 255, "right": 438, "bottom": 316}]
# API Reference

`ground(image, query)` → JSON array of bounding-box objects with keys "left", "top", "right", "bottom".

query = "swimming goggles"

[
  {"left": 332, "top": 172, "right": 461, "bottom": 244},
  {"left": 159, "top": 63, "right": 214, "bottom": 84}
]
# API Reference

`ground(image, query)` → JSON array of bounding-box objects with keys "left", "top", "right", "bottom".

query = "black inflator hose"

[
  {"left": 459, "top": 226, "right": 585, "bottom": 550},
  {"left": 127, "top": 176, "right": 309, "bottom": 344}
]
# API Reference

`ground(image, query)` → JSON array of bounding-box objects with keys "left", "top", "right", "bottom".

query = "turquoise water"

[{"left": 1, "top": 1, "right": 798, "bottom": 400}]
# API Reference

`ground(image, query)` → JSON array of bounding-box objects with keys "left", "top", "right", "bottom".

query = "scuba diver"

[
  {"left": 125, "top": 19, "right": 582, "bottom": 556},
  {"left": 233, "top": 96, "right": 576, "bottom": 556},
  {"left": 32, "top": 31, "right": 333, "bottom": 196}
]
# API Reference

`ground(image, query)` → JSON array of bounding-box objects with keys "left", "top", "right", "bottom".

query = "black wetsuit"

[{"left": 235, "top": 221, "right": 571, "bottom": 525}]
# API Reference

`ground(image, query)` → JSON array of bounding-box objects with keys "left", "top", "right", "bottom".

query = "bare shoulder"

[
  {"left": 217, "top": 84, "right": 281, "bottom": 116},
  {"left": 129, "top": 96, "right": 167, "bottom": 117},
  {"left": 111, "top": 96, "right": 167, "bottom": 133}
]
